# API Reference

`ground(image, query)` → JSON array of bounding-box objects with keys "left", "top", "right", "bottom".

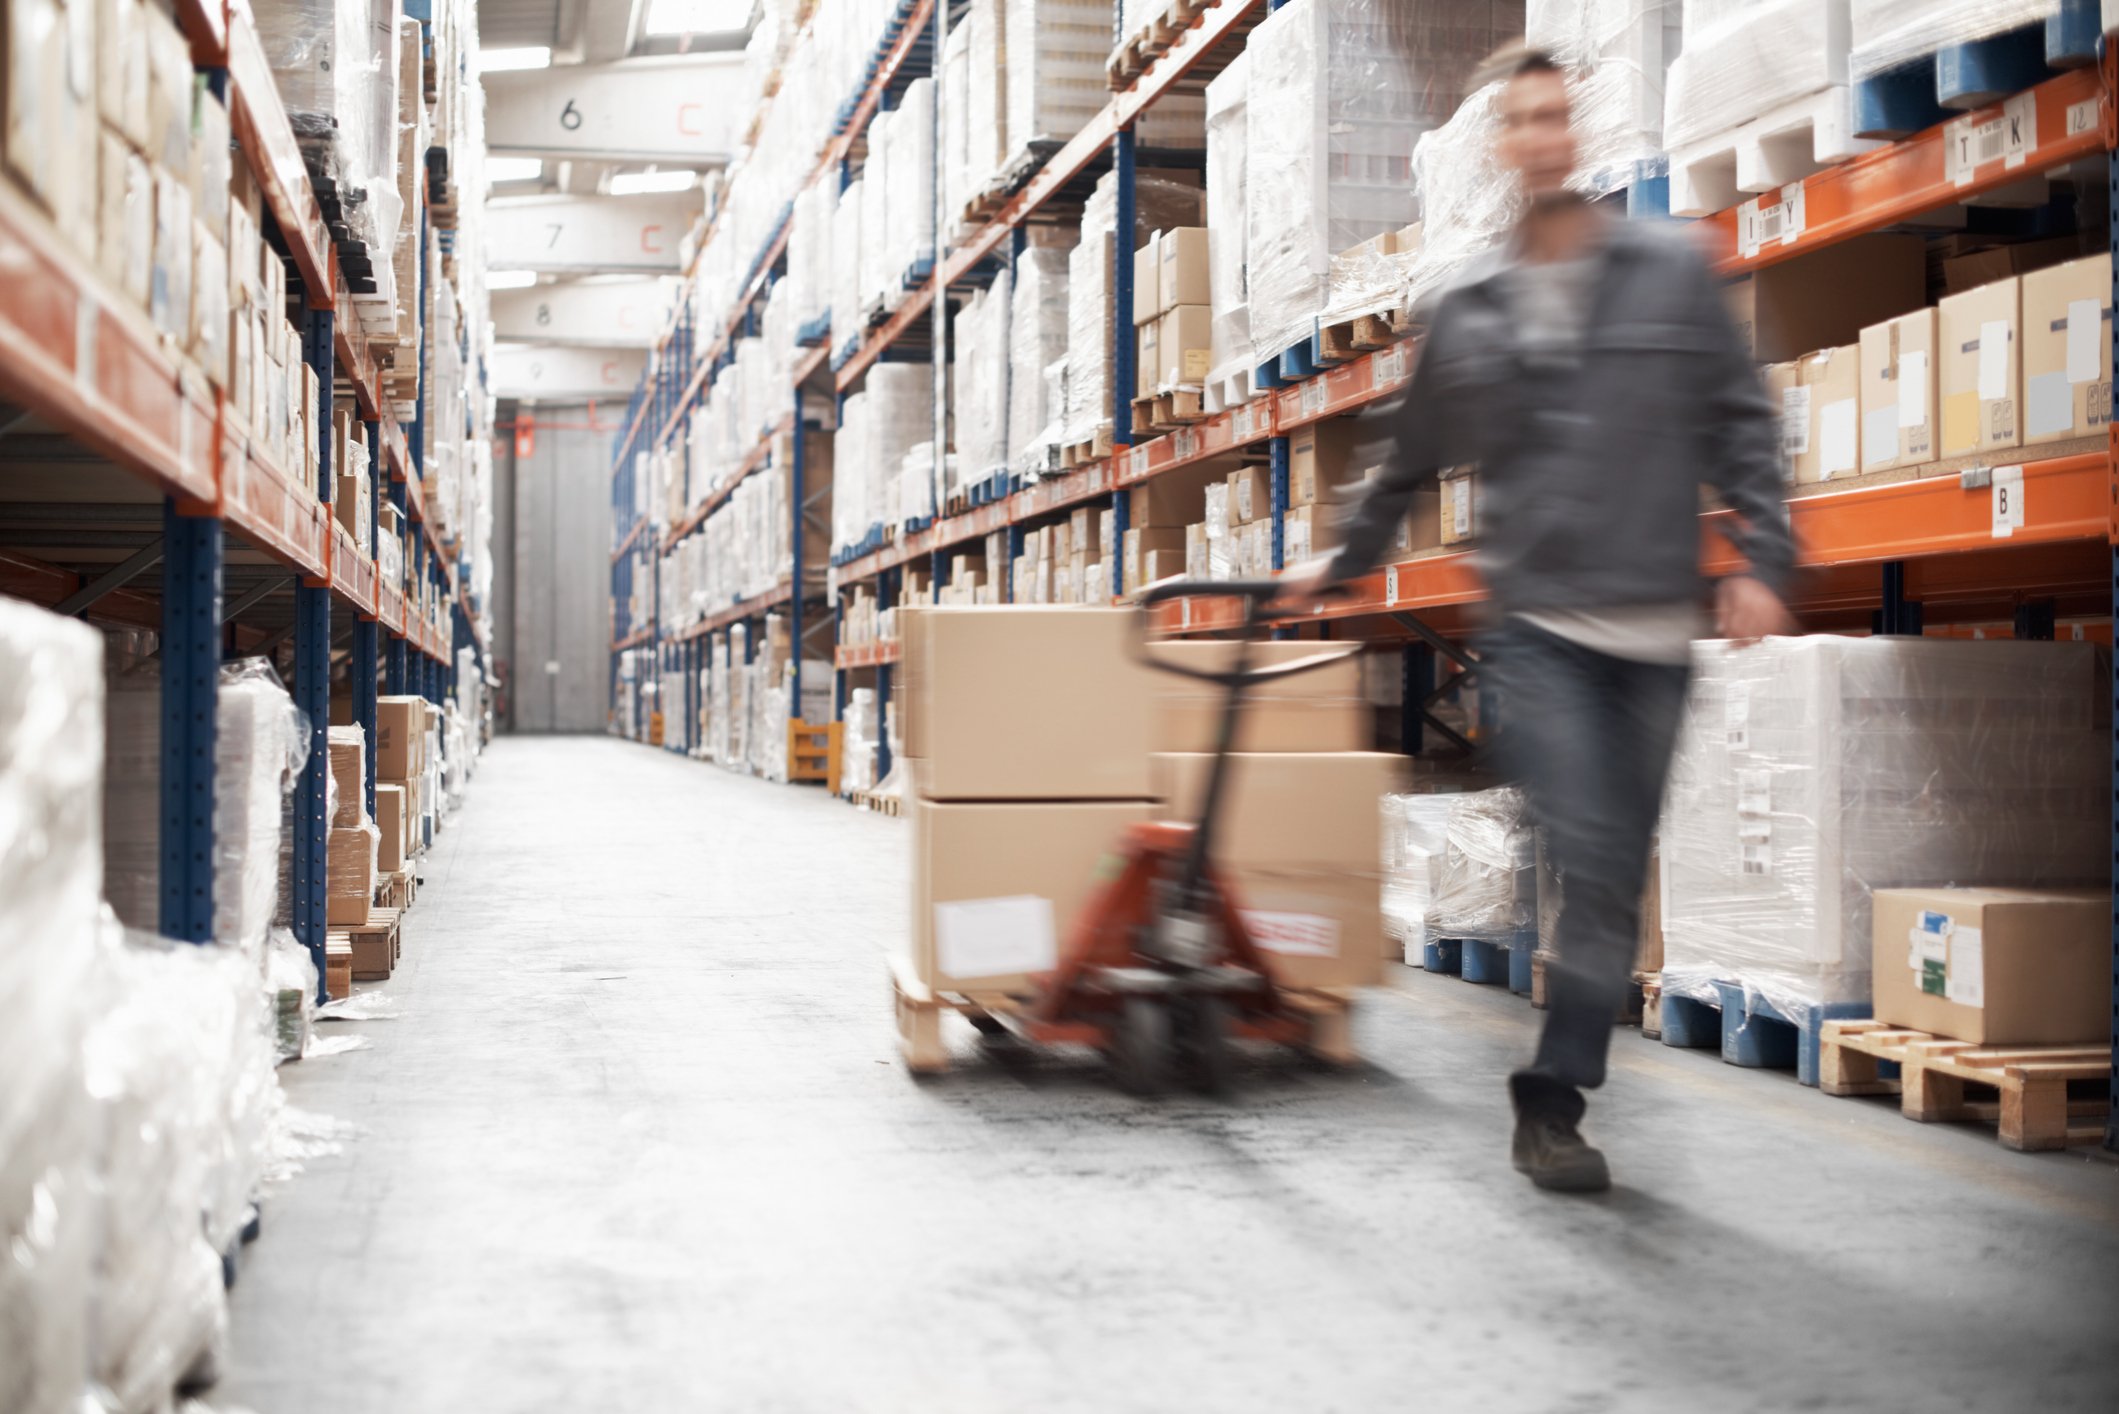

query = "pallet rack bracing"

[
  {"left": 611, "top": 4, "right": 2119, "bottom": 1150},
  {"left": 0, "top": 0, "right": 492, "bottom": 999}
]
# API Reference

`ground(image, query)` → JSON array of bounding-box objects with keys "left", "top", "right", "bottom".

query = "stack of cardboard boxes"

[
  {"left": 1134, "top": 228, "right": 1214, "bottom": 406},
  {"left": 375, "top": 696, "right": 428, "bottom": 882},
  {"left": 323, "top": 727, "right": 382, "bottom": 985},
  {"left": 904, "top": 606, "right": 1400, "bottom": 1001},
  {"left": 1014, "top": 508, "right": 1118, "bottom": 605},
  {"left": 1747, "top": 236, "right": 2111, "bottom": 486}
]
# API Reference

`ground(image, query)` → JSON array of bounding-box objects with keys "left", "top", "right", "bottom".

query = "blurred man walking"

[{"left": 1278, "top": 43, "right": 1795, "bottom": 1192}]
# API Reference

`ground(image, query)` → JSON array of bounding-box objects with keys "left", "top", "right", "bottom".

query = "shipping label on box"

[
  {"left": 1439, "top": 472, "right": 1480, "bottom": 545},
  {"left": 1794, "top": 345, "right": 1859, "bottom": 484},
  {"left": 1872, "top": 886, "right": 2107, "bottom": 1045},
  {"left": 2020, "top": 255, "right": 2112, "bottom": 446}
]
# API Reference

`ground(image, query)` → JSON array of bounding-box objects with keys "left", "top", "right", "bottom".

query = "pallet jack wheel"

[
  {"left": 1183, "top": 994, "right": 1234, "bottom": 1096},
  {"left": 1111, "top": 995, "right": 1171, "bottom": 1096}
]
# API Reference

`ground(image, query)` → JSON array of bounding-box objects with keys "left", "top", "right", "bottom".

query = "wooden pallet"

[
  {"left": 346, "top": 907, "right": 403, "bottom": 981},
  {"left": 1318, "top": 314, "right": 1397, "bottom": 365},
  {"left": 1105, "top": 0, "right": 1208, "bottom": 88},
  {"left": 852, "top": 789, "right": 901, "bottom": 817},
  {"left": 1131, "top": 388, "right": 1206, "bottom": 434},
  {"left": 324, "top": 936, "right": 353, "bottom": 1000},
  {"left": 1061, "top": 426, "right": 1114, "bottom": 468},
  {"left": 381, "top": 868, "right": 416, "bottom": 911},
  {"left": 788, "top": 719, "right": 843, "bottom": 795},
  {"left": 1817, "top": 1020, "right": 2110, "bottom": 1152},
  {"left": 890, "top": 954, "right": 1359, "bottom": 1076}
]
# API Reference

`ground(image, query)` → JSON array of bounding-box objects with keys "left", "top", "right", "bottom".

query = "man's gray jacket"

[{"left": 1325, "top": 219, "right": 1796, "bottom": 610}]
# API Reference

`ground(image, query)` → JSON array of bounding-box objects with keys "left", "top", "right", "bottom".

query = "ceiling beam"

[
  {"left": 491, "top": 279, "right": 676, "bottom": 348},
  {"left": 486, "top": 191, "right": 699, "bottom": 274},
  {"left": 489, "top": 346, "right": 650, "bottom": 403},
  {"left": 482, "top": 55, "right": 743, "bottom": 164}
]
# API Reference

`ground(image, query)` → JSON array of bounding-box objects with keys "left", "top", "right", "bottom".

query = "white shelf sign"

[{"left": 1990, "top": 464, "right": 2025, "bottom": 538}]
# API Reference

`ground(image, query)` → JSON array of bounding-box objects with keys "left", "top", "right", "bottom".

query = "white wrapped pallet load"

[
  {"left": 843, "top": 687, "right": 880, "bottom": 795},
  {"left": 1205, "top": 55, "right": 1251, "bottom": 395},
  {"left": 1381, "top": 792, "right": 1462, "bottom": 962},
  {"left": 1065, "top": 172, "right": 1204, "bottom": 448},
  {"left": 831, "top": 178, "right": 864, "bottom": 358},
  {"left": 1660, "top": 637, "right": 2108, "bottom": 1021},
  {"left": 954, "top": 268, "right": 1015, "bottom": 487},
  {"left": 1008, "top": 245, "right": 1073, "bottom": 477},
  {"left": 941, "top": 17, "right": 974, "bottom": 229},
  {"left": 0, "top": 602, "right": 103, "bottom": 1414},
  {"left": 965, "top": 0, "right": 1007, "bottom": 208},
  {"left": 1003, "top": 0, "right": 1113, "bottom": 179},
  {"left": 861, "top": 111, "right": 896, "bottom": 318},
  {"left": 1246, "top": 0, "right": 1499, "bottom": 364},
  {"left": 887, "top": 79, "right": 939, "bottom": 287},
  {"left": 1527, "top": 0, "right": 1684, "bottom": 194},
  {"left": 1851, "top": 0, "right": 2059, "bottom": 83},
  {"left": 788, "top": 182, "right": 835, "bottom": 337},
  {"left": 1426, "top": 787, "right": 1538, "bottom": 946}
]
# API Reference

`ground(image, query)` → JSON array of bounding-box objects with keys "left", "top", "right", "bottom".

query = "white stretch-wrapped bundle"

[
  {"left": 842, "top": 687, "right": 880, "bottom": 795},
  {"left": 831, "top": 179, "right": 864, "bottom": 357},
  {"left": 255, "top": 0, "right": 402, "bottom": 258},
  {"left": 788, "top": 183, "right": 836, "bottom": 336},
  {"left": 887, "top": 79, "right": 939, "bottom": 286},
  {"left": 1528, "top": 0, "right": 1684, "bottom": 192},
  {"left": 868, "top": 362, "right": 936, "bottom": 525},
  {"left": 1205, "top": 55, "right": 1252, "bottom": 388},
  {"left": 1851, "top": 0, "right": 2058, "bottom": 81},
  {"left": 832, "top": 391, "right": 872, "bottom": 553},
  {"left": 954, "top": 268, "right": 1015, "bottom": 486},
  {"left": 1661, "top": 638, "right": 2109, "bottom": 1020},
  {"left": 1004, "top": 0, "right": 1114, "bottom": 179},
  {"left": 964, "top": 0, "right": 1006, "bottom": 206},
  {"left": 1382, "top": 793, "right": 1461, "bottom": 960},
  {"left": 1664, "top": 0, "right": 1851, "bottom": 152},
  {"left": 1426, "top": 787, "right": 1537, "bottom": 944},
  {"left": 1245, "top": 0, "right": 1508, "bottom": 363},
  {"left": 861, "top": 116, "right": 895, "bottom": 318},
  {"left": 0, "top": 602, "right": 103, "bottom": 1414},
  {"left": 1008, "top": 246, "right": 1073, "bottom": 476},
  {"left": 1405, "top": 85, "right": 1522, "bottom": 315}
]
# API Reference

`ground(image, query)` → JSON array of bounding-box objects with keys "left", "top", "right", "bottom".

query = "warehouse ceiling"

[{"left": 481, "top": 0, "right": 757, "bottom": 382}]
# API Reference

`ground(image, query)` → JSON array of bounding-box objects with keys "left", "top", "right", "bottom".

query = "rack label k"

[{"left": 1947, "top": 93, "right": 2036, "bottom": 188}]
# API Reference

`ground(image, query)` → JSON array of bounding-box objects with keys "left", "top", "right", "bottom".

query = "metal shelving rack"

[
  {"left": 0, "top": 0, "right": 484, "bottom": 995},
  {"left": 609, "top": 4, "right": 2119, "bottom": 1149}
]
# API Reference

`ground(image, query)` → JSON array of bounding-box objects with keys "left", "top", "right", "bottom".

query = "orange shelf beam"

[
  {"left": 834, "top": 640, "right": 901, "bottom": 669},
  {"left": 663, "top": 416, "right": 792, "bottom": 551}
]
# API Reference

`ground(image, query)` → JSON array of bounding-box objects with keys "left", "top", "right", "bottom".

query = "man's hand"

[
  {"left": 1270, "top": 557, "right": 1339, "bottom": 614},
  {"left": 1716, "top": 574, "right": 1793, "bottom": 646}
]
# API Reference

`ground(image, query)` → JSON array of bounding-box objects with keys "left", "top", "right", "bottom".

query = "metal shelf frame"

[{"left": 0, "top": 0, "right": 483, "bottom": 997}]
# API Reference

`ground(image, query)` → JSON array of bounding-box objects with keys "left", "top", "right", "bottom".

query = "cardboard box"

[
  {"left": 376, "top": 696, "right": 424, "bottom": 779},
  {"left": 902, "top": 606, "right": 1157, "bottom": 800},
  {"left": 1140, "top": 547, "right": 1185, "bottom": 585},
  {"left": 1940, "top": 236, "right": 2082, "bottom": 296},
  {"left": 1871, "top": 887, "right": 2107, "bottom": 1045},
  {"left": 1136, "top": 318, "right": 1158, "bottom": 397},
  {"left": 1123, "top": 526, "right": 1186, "bottom": 594},
  {"left": 348, "top": 926, "right": 392, "bottom": 981},
  {"left": 912, "top": 798, "right": 1154, "bottom": 992},
  {"left": 1789, "top": 344, "right": 1860, "bottom": 484},
  {"left": 1147, "top": 640, "right": 1370, "bottom": 753},
  {"left": 1227, "top": 464, "right": 1270, "bottom": 524},
  {"left": 1160, "top": 228, "right": 1211, "bottom": 311},
  {"left": 1938, "top": 277, "right": 2021, "bottom": 456},
  {"left": 1129, "top": 460, "right": 1230, "bottom": 527},
  {"left": 375, "top": 784, "right": 406, "bottom": 874},
  {"left": 327, "top": 827, "right": 376, "bottom": 927},
  {"left": 327, "top": 731, "right": 365, "bottom": 828},
  {"left": 1858, "top": 309, "right": 1938, "bottom": 472},
  {"left": 2020, "top": 255, "right": 2112, "bottom": 447},
  {"left": 1133, "top": 234, "right": 1160, "bottom": 325},
  {"left": 1753, "top": 235, "right": 1926, "bottom": 364},
  {"left": 1289, "top": 418, "right": 1379, "bottom": 508},
  {"left": 1283, "top": 504, "right": 1331, "bottom": 563},
  {"left": 1439, "top": 471, "right": 1480, "bottom": 546},
  {"left": 1151, "top": 752, "right": 1404, "bottom": 989},
  {"left": 1763, "top": 360, "right": 1799, "bottom": 476},
  {"left": 1156, "top": 304, "right": 1212, "bottom": 391}
]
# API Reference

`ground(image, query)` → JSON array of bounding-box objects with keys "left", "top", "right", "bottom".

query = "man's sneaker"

[{"left": 1511, "top": 1112, "right": 1611, "bottom": 1193}]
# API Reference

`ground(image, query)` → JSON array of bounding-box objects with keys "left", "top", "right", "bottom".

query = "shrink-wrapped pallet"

[
  {"left": 1205, "top": 55, "right": 1252, "bottom": 386},
  {"left": 1661, "top": 638, "right": 2108, "bottom": 1020},
  {"left": 1663, "top": 0, "right": 1851, "bottom": 152},
  {"left": 1064, "top": 173, "right": 1204, "bottom": 446},
  {"left": 1008, "top": 246, "right": 1073, "bottom": 476},
  {"left": 1426, "top": 787, "right": 1537, "bottom": 944},
  {"left": 1851, "top": 1, "right": 2059, "bottom": 82},
  {"left": 1381, "top": 792, "right": 1461, "bottom": 958},
  {"left": 831, "top": 178, "right": 865, "bottom": 357},
  {"left": 954, "top": 268, "right": 1015, "bottom": 486},
  {"left": 1527, "top": 0, "right": 1683, "bottom": 194}
]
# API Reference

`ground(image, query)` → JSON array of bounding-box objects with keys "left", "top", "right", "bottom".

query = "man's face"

[{"left": 1494, "top": 68, "right": 1576, "bottom": 203}]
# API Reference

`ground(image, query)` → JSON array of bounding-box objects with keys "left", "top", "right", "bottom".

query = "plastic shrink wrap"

[
  {"left": 788, "top": 183, "right": 835, "bottom": 336},
  {"left": 1, "top": 602, "right": 104, "bottom": 1414},
  {"left": 1426, "top": 787, "right": 1537, "bottom": 943},
  {"left": 1663, "top": 0, "right": 1849, "bottom": 152},
  {"left": 1660, "top": 638, "right": 2109, "bottom": 1020},
  {"left": 1850, "top": 1, "right": 2058, "bottom": 81},
  {"left": 255, "top": 0, "right": 402, "bottom": 259},
  {"left": 1205, "top": 55, "right": 1252, "bottom": 386},
  {"left": 861, "top": 117, "right": 895, "bottom": 318},
  {"left": 1381, "top": 793, "right": 1461, "bottom": 959},
  {"left": 1008, "top": 246, "right": 1073, "bottom": 476},
  {"left": 1527, "top": 0, "right": 1683, "bottom": 193},
  {"left": 842, "top": 687, "right": 880, "bottom": 795},
  {"left": 954, "top": 268, "right": 1015, "bottom": 486},
  {"left": 887, "top": 79, "right": 938, "bottom": 287},
  {"left": 831, "top": 179, "right": 865, "bottom": 359},
  {"left": 1004, "top": 0, "right": 1117, "bottom": 179}
]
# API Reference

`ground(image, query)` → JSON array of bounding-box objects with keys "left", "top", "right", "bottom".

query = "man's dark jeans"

[{"left": 1486, "top": 619, "right": 1691, "bottom": 1116}]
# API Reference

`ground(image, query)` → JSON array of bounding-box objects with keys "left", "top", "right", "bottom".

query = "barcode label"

[
  {"left": 1173, "top": 427, "right": 1198, "bottom": 461},
  {"left": 1233, "top": 405, "right": 1255, "bottom": 440},
  {"left": 1301, "top": 380, "right": 1327, "bottom": 417},
  {"left": 1737, "top": 185, "right": 1804, "bottom": 259},
  {"left": 1180, "top": 598, "right": 1191, "bottom": 629},
  {"left": 1948, "top": 94, "right": 2035, "bottom": 186},
  {"left": 1128, "top": 446, "right": 1149, "bottom": 479},
  {"left": 1374, "top": 345, "right": 1406, "bottom": 385},
  {"left": 1384, "top": 565, "right": 1398, "bottom": 605},
  {"left": 1741, "top": 842, "right": 1773, "bottom": 877}
]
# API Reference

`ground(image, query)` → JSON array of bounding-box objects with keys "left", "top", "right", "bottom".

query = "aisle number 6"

[{"left": 560, "top": 99, "right": 583, "bottom": 132}]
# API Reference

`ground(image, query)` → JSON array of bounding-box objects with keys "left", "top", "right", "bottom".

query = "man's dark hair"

[{"left": 1471, "top": 39, "right": 1565, "bottom": 93}]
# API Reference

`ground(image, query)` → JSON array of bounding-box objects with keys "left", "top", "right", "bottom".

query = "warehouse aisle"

[{"left": 223, "top": 736, "right": 2119, "bottom": 1413}]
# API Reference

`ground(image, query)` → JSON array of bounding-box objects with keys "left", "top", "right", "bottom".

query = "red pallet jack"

[{"left": 892, "top": 580, "right": 1361, "bottom": 1093}]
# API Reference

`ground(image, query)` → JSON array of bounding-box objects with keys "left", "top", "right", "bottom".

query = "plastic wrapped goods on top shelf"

[
  {"left": 1009, "top": 245, "right": 1074, "bottom": 477},
  {"left": 1, "top": 602, "right": 105, "bottom": 1414},
  {"left": 1528, "top": 0, "right": 1684, "bottom": 192},
  {"left": 1851, "top": 1, "right": 2059, "bottom": 82},
  {"left": 1661, "top": 637, "right": 2109, "bottom": 1023},
  {"left": 1246, "top": 0, "right": 1519, "bottom": 364},
  {"left": 1663, "top": 0, "right": 1850, "bottom": 152},
  {"left": 1205, "top": 55, "right": 1252, "bottom": 389},
  {"left": 254, "top": 0, "right": 404, "bottom": 258},
  {"left": 954, "top": 267, "right": 1015, "bottom": 488},
  {"left": 1065, "top": 173, "right": 1206, "bottom": 446}
]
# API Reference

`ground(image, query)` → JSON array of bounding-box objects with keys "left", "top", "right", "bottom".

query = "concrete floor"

[{"left": 224, "top": 735, "right": 2119, "bottom": 1414}]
